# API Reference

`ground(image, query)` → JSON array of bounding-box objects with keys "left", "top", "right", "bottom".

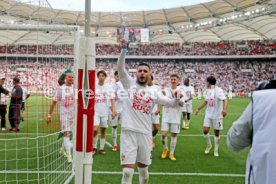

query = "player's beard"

[{"left": 137, "top": 77, "right": 148, "bottom": 85}]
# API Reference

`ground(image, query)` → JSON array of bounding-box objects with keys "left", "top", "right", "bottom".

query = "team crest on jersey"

[{"left": 131, "top": 92, "right": 153, "bottom": 114}]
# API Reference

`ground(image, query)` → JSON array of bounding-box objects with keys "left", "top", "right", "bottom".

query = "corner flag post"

[{"left": 75, "top": 0, "right": 95, "bottom": 183}]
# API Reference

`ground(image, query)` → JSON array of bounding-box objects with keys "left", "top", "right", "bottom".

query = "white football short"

[
  {"left": 161, "top": 122, "right": 180, "bottom": 134},
  {"left": 151, "top": 113, "right": 160, "bottom": 125},
  {"left": 110, "top": 113, "right": 122, "bottom": 126},
  {"left": 203, "top": 117, "right": 223, "bottom": 130},
  {"left": 120, "top": 129, "right": 152, "bottom": 166},
  {"left": 60, "top": 115, "right": 73, "bottom": 132},
  {"left": 94, "top": 114, "right": 108, "bottom": 128},
  {"left": 182, "top": 103, "right": 193, "bottom": 113}
]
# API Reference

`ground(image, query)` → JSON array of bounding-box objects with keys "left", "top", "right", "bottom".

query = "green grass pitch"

[{"left": 0, "top": 97, "right": 250, "bottom": 184}]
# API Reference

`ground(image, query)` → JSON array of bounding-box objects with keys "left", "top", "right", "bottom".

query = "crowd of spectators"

[
  {"left": 0, "top": 40, "right": 275, "bottom": 56},
  {"left": 0, "top": 45, "right": 73, "bottom": 55},
  {"left": 0, "top": 58, "right": 73, "bottom": 94},
  {"left": 0, "top": 56, "right": 275, "bottom": 94},
  {"left": 96, "top": 58, "right": 276, "bottom": 93},
  {"left": 96, "top": 40, "right": 276, "bottom": 56}
]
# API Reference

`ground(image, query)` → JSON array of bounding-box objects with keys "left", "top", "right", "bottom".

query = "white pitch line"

[
  {"left": 93, "top": 171, "right": 244, "bottom": 177},
  {"left": 0, "top": 170, "right": 244, "bottom": 177},
  {"left": 0, "top": 133, "right": 227, "bottom": 137}
]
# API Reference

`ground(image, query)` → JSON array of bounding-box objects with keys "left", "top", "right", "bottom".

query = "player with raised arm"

[
  {"left": 195, "top": 76, "right": 227, "bottom": 157},
  {"left": 161, "top": 74, "right": 184, "bottom": 161},
  {"left": 117, "top": 48, "right": 184, "bottom": 184},
  {"left": 147, "top": 75, "right": 161, "bottom": 149},
  {"left": 93, "top": 70, "right": 116, "bottom": 155},
  {"left": 181, "top": 78, "right": 195, "bottom": 130},
  {"left": 47, "top": 73, "right": 74, "bottom": 163}
]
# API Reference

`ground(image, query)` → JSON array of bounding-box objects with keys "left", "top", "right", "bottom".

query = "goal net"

[{"left": 0, "top": 24, "right": 79, "bottom": 184}]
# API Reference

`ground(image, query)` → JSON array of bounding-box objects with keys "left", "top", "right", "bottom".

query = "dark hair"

[
  {"left": 13, "top": 77, "right": 20, "bottom": 83},
  {"left": 97, "top": 70, "right": 107, "bottom": 78},
  {"left": 114, "top": 71, "right": 118, "bottom": 76},
  {"left": 138, "top": 63, "right": 150, "bottom": 70},
  {"left": 150, "top": 75, "right": 153, "bottom": 80},
  {"left": 170, "top": 74, "right": 180, "bottom": 79},
  {"left": 256, "top": 79, "right": 276, "bottom": 90},
  {"left": 207, "top": 76, "right": 216, "bottom": 85}
]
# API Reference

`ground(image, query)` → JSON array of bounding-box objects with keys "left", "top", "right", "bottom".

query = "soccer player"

[
  {"left": 109, "top": 71, "right": 124, "bottom": 151},
  {"left": 47, "top": 73, "right": 74, "bottom": 163},
  {"left": 195, "top": 76, "right": 227, "bottom": 157},
  {"left": 147, "top": 75, "right": 161, "bottom": 149},
  {"left": 93, "top": 70, "right": 115, "bottom": 155},
  {"left": 161, "top": 74, "right": 184, "bottom": 161},
  {"left": 117, "top": 49, "right": 184, "bottom": 184},
  {"left": 181, "top": 78, "right": 195, "bottom": 130}
]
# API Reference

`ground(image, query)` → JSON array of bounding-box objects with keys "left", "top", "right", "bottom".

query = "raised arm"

[
  {"left": 227, "top": 103, "right": 253, "bottom": 152},
  {"left": 116, "top": 50, "right": 133, "bottom": 90}
]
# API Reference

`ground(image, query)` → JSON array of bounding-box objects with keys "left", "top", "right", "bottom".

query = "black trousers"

[
  {"left": 9, "top": 105, "right": 21, "bottom": 129},
  {"left": 0, "top": 104, "right": 7, "bottom": 128}
]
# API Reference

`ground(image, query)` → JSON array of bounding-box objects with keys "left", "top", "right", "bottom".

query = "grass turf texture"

[{"left": 0, "top": 97, "right": 250, "bottom": 184}]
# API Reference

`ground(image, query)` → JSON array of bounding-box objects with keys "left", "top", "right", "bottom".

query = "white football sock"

[
  {"left": 63, "top": 137, "right": 71, "bottom": 156},
  {"left": 112, "top": 127, "right": 117, "bottom": 146},
  {"left": 170, "top": 136, "right": 177, "bottom": 155},
  {"left": 122, "top": 168, "right": 134, "bottom": 184},
  {"left": 100, "top": 138, "right": 105, "bottom": 150},
  {"left": 93, "top": 135, "right": 98, "bottom": 149},
  {"left": 214, "top": 135, "right": 220, "bottom": 151},
  {"left": 138, "top": 167, "right": 149, "bottom": 184},
  {"left": 162, "top": 136, "right": 168, "bottom": 150},
  {"left": 204, "top": 133, "right": 211, "bottom": 146}
]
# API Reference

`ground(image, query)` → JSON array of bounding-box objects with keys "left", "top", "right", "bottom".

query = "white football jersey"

[
  {"left": 117, "top": 50, "right": 181, "bottom": 135},
  {"left": 162, "top": 86, "right": 184, "bottom": 124},
  {"left": 180, "top": 85, "right": 195, "bottom": 104},
  {"left": 53, "top": 84, "right": 74, "bottom": 119},
  {"left": 95, "top": 83, "right": 112, "bottom": 116},
  {"left": 205, "top": 86, "right": 226, "bottom": 119},
  {"left": 112, "top": 81, "right": 124, "bottom": 113}
]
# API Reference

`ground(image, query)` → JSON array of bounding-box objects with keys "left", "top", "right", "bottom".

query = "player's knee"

[
  {"left": 138, "top": 167, "right": 149, "bottom": 184},
  {"left": 214, "top": 130, "right": 220, "bottom": 137},
  {"left": 171, "top": 133, "right": 177, "bottom": 137},
  {"left": 122, "top": 168, "right": 134, "bottom": 184}
]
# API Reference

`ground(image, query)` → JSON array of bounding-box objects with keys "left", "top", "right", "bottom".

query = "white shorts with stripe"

[
  {"left": 94, "top": 114, "right": 108, "bottom": 128},
  {"left": 120, "top": 129, "right": 152, "bottom": 166},
  {"left": 161, "top": 122, "right": 180, "bottom": 134},
  {"left": 60, "top": 115, "right": 73, "bottom": 132},
  {"left": 151, "top": 113, "right": 160, "bottom": 125},
  {"left": 203, "top": 117, "right": 223, "bottom": 130},
  {"left": 109, "top": 113, "right": 122, "bottom": 126},
  {"left": 182, "top": 103, "right": 193, "bottom": 113}
]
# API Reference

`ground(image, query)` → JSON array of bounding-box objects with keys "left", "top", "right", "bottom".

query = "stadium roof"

[{"left": 0, "top": 0, "right": 276, "bottom": 44}]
